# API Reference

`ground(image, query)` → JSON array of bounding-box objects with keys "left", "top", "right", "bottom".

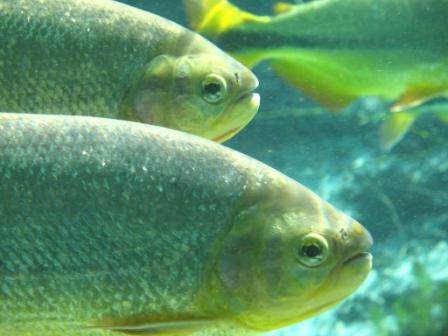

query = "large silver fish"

[
  {"left": 0, "top": 0, "right": 259, "bottom": 142},
  {"left": 0, "top": 113, "right": 372, "bottom": 336}
]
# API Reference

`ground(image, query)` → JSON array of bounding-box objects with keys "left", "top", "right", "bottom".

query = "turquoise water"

[
  {"left": 123, "top": 1, "right": 448, "bottom": 335},
  {"left": 0, "top": 0, "right": 445, "bottom": 335}
]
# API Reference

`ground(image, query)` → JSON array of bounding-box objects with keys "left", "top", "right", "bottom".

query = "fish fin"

[
  {"left": 270, "top": 55, "right": 357, "bottom": 111},
  {"left": 272, "top": 2, "right": 296, "bottom": 15},
  {"left": 183, "top": 0, "right": 270, "bottom": 35},
  {"left": 391, "top": 84, "right": 446, "bottom": 112},
  {"left": 92, "top": 318, "right": 216, "bottom": 335},
  {"left": 379, "top": 111, "right": 417, "bottom": 151}
]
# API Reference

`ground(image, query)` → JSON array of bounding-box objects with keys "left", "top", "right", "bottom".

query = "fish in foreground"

[
  {"left": 0, "top": 0, "right": 259, "bottom": 142},
  {"left": 183, "top": 0, "right": 448, "bottom": 148},
  {"left": 0, "top": 113, "right": 372, "bottom": 335}
]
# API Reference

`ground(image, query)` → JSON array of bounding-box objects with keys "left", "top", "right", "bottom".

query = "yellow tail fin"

[{"left": 183, "top": 0, "right": 270, "bottom": 35}]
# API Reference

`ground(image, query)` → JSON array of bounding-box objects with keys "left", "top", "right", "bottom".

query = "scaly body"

[
  {"left": 0, "top": 0, "right": 259, "bottom": 141},
  {"left": 0, "top": 113, "right": 372, "bottom": 335}
]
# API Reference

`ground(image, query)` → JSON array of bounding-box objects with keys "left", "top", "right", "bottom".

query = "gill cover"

[
  {"left": 131, "top": 54, "right": 229, "bottom": 135},
  {"left": 130, "top": 52, "right": 259, "bottom": 142},
  {"left": 209, "top": 187, "right": 372, "bottom": 331}
]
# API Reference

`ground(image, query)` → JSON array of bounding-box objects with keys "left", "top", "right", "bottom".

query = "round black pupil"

[
  {"left": 204, "top": 82, "right": 221, "bottom": 95},
  {"left": 303, "top": 244, "right": 321, "bottom": 258}
]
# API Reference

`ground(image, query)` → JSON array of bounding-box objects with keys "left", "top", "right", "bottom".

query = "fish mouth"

[
  {"left": 343, "top": 252, "right": 372, "bottom": 266},
  {"left": 212, "top": 92, "right": 260, "bottom": 142},
  {"left": 235, "top": 71, "right": 259, "bottom": 104},
  {"left": 236, "top": 91, "right": 260, "bottom": 105}
]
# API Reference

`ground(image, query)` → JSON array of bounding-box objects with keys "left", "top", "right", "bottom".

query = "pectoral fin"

[
  {"left": 183, "top": 0, "right": 270, "bottom": 35},
  {"left": 91, "top": 318, "right": 216, "bottom": 335},
  {"left": 379, "top": 111, "right": 417, "bottom": 151}
]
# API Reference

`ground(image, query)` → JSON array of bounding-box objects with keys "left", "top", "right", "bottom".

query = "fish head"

[
  {"left": 210, "top": 180, "right": 372, "bottom": 331},
  {"left": 132, "top": 53, "right": 259, "bottom": 142}
]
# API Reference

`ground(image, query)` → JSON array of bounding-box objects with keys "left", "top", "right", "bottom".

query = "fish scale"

[
  {"left": 0, "top": 0, "right": 150, "bottom": 116},
  {"left": 0, "top": 114, "right": 251, "bottom": 335},
  {"left": 0, "top": 0, "right": 260, "bottom": 142}
]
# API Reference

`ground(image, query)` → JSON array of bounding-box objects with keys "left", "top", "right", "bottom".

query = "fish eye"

[
  {"left": 296, "top": 233, "right": 329, "bottom": 268},
  {"left": 201, "top": 74, "right": 227, "bottom": 104}
]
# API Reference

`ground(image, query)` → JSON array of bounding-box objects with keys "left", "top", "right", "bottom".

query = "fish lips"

[
  {"left": 237, "top": 91, "right": 260, "bottom": 111},
  {"left": 234, "top": 73, "right": 260, "bottom": 111},
  {"left": 343, "top": 251, "right": 372, "bottom": 269},
  {"left": 211, "top": 68, "right": 259, "bottom": 142},
  {"left": 238, "top": 73, "right": 260, "bottom": 104},
  {"left": 212, "top": 91, "right": 260, "bottom": 142},
  {"left": 342, "top": 221, "right": 373, "bottom": 268}
]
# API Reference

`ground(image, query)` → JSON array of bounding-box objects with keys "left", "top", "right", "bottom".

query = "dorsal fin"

[
  {"left": 183, "top": 0, "right": 270, "bottom": 35},
  {"left": 273, "top": 2, "right": 296, "bottom": 15}
]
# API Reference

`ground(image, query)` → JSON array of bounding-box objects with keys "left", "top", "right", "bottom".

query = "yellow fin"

[
  {"left": 379, "top": 111, "right": 417, "bottom": 151},
  {"left": 183, "top": 0, "right": 270, "bottom": 35},
  {"left": 92, "top": 318, "right": 216, "bottom": 335},
  {"left": 273, "top": 2, "right": 296, "bottom": 15},
  {"left": 270, "top": 56, "right": 357, "bottom": 111},
  {"left": 391, "top": 84, "right": 445, "bottom": 112}
]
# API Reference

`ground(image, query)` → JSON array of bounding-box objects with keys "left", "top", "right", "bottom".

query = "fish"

[
  {"left": 183, "top": 0, "right": 448, "bottom": 147},
  {"left": 0, "top": 113, "right": 373, "bottom": 336},
  {"left": 0, "top": 0, "right": 260, "bottom": 142}
]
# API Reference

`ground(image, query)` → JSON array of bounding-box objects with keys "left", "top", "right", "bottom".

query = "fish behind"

[
  {"left": 0, "top": 113, "right": 372, "bottom": 335},
  {"left": 184, "top": 0, "right": 448, "bottom": 148},
  {"left": 0, "top": 0, "right": 259, "bottom": 142}
]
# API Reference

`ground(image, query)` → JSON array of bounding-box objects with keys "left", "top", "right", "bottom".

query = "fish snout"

[
  {"left": 354, "top": 221, "right": 373, "bottom": 251},
  {"left": 237, "top": 68, "right": 259, "bottom": 97},
  {"left": 210, "top": 67, "right": 260, "bottom": 143},
  {"left": 233, "top": 68, "right": 260, "bottom": 115},
  {"left": 342, "top": 220, "right": 373, "bottom": 267}
]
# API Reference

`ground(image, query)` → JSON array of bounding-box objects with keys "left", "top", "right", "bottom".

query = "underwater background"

[{"left": 125, "top": 1, "right": 447, "bottom": 335}]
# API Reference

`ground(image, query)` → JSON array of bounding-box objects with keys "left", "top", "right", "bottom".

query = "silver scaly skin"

[
  {"left": 0, "top": 0, "right": 259, "bottom": 141},
  {"left": 0, "top": 113, "right": 372, "bottom": 335}
]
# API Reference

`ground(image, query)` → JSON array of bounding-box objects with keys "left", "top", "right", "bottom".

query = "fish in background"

[
  {"left": 0, "top": 113, "right": 372, "bottom": 336},
  {"left": 0, "top": 0, "right": 260, "bottom": 142},
  {"left": 183, "top": 0, "right": 448, "bottom": 149},
  {"left": 379, "top": 99, "right": 448, "bottom": 150}
]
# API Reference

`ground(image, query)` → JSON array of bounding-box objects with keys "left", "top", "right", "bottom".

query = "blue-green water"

[
  {"left": 0, "top": 0, "right": 445, "bottom": 335},
  {"left": 122, "top": 1, "right": 448, "bottom": 335}
]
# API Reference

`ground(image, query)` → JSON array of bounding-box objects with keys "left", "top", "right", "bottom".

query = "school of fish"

[{"left": 0, "top": 0, "right": 374, "bottom": 335}]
